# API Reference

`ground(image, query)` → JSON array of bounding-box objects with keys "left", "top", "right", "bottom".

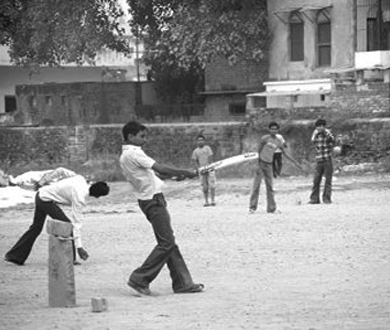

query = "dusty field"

[{"left": 0, "top": 173, "right": 389, "bottom": 330}]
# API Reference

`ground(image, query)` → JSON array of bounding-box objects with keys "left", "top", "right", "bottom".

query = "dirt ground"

[{"left": 0, "top": 173, "right": 389, "bottom": 330}]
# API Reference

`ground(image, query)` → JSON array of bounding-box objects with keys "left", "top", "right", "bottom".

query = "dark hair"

[
  {"left": 122, "top": 121, "right": 147, "bottom": 142},
  {"left": 268, "top": 121, "right": 280, "bottom": 129},
  {"left": 315, "top": 119, "right": 327, "bottom": 127},
  {"left": 89, "top": 181, "right": 110, "bottom": 198},
  {"left": 196, "top": 134, "right": 206, "bottom": 140}
]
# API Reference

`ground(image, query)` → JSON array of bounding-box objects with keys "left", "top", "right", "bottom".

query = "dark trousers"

[
  {"left": 309, "top": 159, "right": 333, "bottom": 203},
  {"left": 272, "top": 152, "right": 283, "bottom": 178},
  {"left": 130, "top": 193, "right": 194, "bottom": 292},
  {"left": 5, "top": 193, "right": 75, "bottom": 264},
  {"left": 249, "top": 161, "right": 276, "bottom": 213}
]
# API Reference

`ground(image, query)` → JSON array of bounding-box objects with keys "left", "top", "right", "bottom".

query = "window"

[
  {"left": 5, "top": 96, "right": 17, "bottom": 113},
  {"left": 290, "top": 12, "right": 304, "bottom": 61},
  {"left": 229, "top": 103, "right": 246, "bottom": 115},
  {"left": 317, "top": 10, "right": 331, "bottom": 67},
  {"left": 367, "top": 17, "right": 379, "bottom": 51}
]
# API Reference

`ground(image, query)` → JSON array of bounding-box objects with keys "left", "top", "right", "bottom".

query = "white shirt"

[
  {"left": 120, "top": 144, "right": 164, "bottom": 200},
  {"left": 274, "top": 134, "right": 286, "bottom": 153},
  {"left": 39, "top": 175, "right": 89, "bottom": 248}
]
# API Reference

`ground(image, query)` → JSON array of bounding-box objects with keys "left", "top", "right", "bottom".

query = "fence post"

[{"left": 46, "top": 219, "right": 76, "bottom": 307}]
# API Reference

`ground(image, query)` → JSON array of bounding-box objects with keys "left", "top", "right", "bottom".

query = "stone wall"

[{"left": 1, "top": 119, "right": 389, "bottom": 175}]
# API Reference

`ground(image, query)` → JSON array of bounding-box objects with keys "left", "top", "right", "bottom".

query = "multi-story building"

[{"left": 247, "top": 0, "right": 390, "bottom": 113}]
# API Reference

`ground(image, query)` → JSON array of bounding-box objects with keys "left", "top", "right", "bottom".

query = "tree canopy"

[
  {"left": 1, "top": 0, "right": 269, "bottom": 103},
  {"left": 0, "top": 0, "right": 129, "bottom": 67},
  {"left": 1, "top": 0, "right": 269, "bottom": 68}
]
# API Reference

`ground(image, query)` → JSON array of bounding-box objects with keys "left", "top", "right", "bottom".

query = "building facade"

[
  {"left": 247, "top": 0, "right": 390, "bottom": 113},
  {"left": 0, "top": 35, "right": 148, "bottom": 120}
]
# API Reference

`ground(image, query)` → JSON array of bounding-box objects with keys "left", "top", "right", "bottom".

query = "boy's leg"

[
  {"left": 322, "top": 160, "right": 333, "bottom": 203},
  {"left": 249, "top": 165, "right": 262, "bottom": 211},
  {"left": 5, "top": 193, "right": 47, "bottom": 264},
  {"left": 309, "top": 162, "right": 324, "bottom": 203},
  {"left": 276, "top": 153, "right": 283, "bottom": 176},
  {"left": 201, "top": 174, "right": 209, "bottom": 205},
  {"left": 263, "top": 162, "right": 276, "bottom": 213},
  {"left": 131, "top": 194, "right": 194, "bottom": 291},
  {"left": 272, "top": 154, "right": 278, "bottom": 178},
  {"left": 208, "top": 171, "right": 216, "bottom": 205}
]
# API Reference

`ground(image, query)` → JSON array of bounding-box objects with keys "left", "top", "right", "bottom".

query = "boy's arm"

[
  {"left": 152, "top": 162, "right": 197, "bottom": 179},
  {"left": 208, "top": 146, "right": 214, "bottom": 164},
  {"left": 257, "top": 139, "right": 267, "bottom": 155},
  {"left": 281, "top": 148, "right": 304, "bottom": 172}
]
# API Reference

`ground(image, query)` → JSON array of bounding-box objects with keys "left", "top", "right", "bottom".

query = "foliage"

[
  {"left": 0, "top": 0, "right": 129, "bottom": 68},
  {"left": 128, "top": 0, "right": 269, "bottom": 68},
  {"left": 127, "top": 0, "right": 269, "bottom": 102},
  {"left": 0, "top": 0, "right": 269, "bottom": 103}
]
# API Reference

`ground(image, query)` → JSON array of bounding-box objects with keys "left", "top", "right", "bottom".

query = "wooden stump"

[{"left": 46, "top": 219, "right": 76, "bottom": 307}]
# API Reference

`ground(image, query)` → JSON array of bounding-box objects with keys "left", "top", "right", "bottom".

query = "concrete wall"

[
  {"left": 12, "top": 82, "right": 138, "bottom": 126},
  {"left": 268, "top": 0, "right": 355, "bottom": 81},
  {"left": 0, "top": 65, "right": 110, "bottom": 114}
]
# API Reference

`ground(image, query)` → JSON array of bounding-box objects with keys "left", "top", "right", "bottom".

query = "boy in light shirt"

[
  {"left": 249, "top": 122, "right": 302, "bottom": 214},
  {"left": 191, "top": 134, "right": 216, "bottom": 206},
  {"left": 4, "top": 176, "right": 109, "bottom": 265}
]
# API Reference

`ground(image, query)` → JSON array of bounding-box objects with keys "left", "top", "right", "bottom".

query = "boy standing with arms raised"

[
  {"left": 191, "top": 134, "right": 216, "bottom": 207},
  {"left": 120, "top": 121, "right": 204, "bottom": 295},
  {"left": 249, "top": 122, "right": 302, "bottom": 214},
  {"left": 308, "top": 119, "right": 335, "bottom": 204}
]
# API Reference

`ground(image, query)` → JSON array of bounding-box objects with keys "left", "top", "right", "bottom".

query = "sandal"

[{"left": 175, "top": 283, "right": 204, "bottom": 294}]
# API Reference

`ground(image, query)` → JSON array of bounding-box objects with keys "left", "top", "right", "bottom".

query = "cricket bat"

[{"left": 199, "top": 152, "right": 259, "bottom": 174}]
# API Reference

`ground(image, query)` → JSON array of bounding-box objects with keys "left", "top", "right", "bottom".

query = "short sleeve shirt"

[
  {"left": 39, "top": 175, "right": 89, "bottom": 248},
  {"left": 259, "top": 135, "right": 284, "bottom": 163},
  {"left": 274, "top": 134, "right": 286, "bottom": 153},
  {"left": 191, "top": 145, "right": 213, "bottom": 167},
  {"left": 120, "top": 144, "right": 164, "bottom": 200}
]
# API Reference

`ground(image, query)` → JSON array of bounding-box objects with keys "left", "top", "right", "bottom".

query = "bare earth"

[{"left": 0, "top": 174, "right": 389, "bottom": 330}]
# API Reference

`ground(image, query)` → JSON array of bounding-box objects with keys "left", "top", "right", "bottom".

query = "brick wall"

[
  {"left": 247, "top": 81, "right": 390, "bottom": 123},
  {"left": 330, "top": 82, "right": 390, "bottom": 118}
]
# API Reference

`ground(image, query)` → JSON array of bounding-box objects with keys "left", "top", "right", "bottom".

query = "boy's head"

[
  {"left": 268, "top": 121, "right": 280, "bottom": 136},
  {"left": 315, "top": 119, "right": 327, "bottom": 132},
  {"left": 315, "top": 119, "right": 326, "bottom": 128},
  {"left": 196, "top": 134, "right": 206, "bottom": 147},
  {"left": 122, "top": 121, "right": 148, "bottom": 146},
  {"left": 89, "top": 181, "right": 110, "bottom": 198}
]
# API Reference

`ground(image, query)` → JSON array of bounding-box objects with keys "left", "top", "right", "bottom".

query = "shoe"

[
  {"left": 203, "top": 203, "right": 211, "bottom": 207},
  {"left": 307, "top": 201, "right": 320, "bottom": 204},
  {"left": 174, "top": 283, "right": 204, "bottom": 294},
  {"left": 127, "top": 279, "right": 151, "bottom": 296},
  {"left": 210, "top": 202, "right": 216, "bottom": 206},
  {"left": 267, "top": 209, "right": 281, "bottom": 214},
  {"left": 249, "top": 208, "right": 256, "bottom": 214},
  {"left": 323, "top": 200, "right": 332, "bottom": 204},
  {"left": 73, "top": 261, "right": 82, "bottom": 266},
  {"left": 4, "top": 256, "right": 24, "bottom": 266}
]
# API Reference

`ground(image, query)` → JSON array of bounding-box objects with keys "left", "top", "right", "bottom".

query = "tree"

[
  {"left": 127, "top": 0, "right": 269, "bottom": 102},
  {"left": 128, "top": 0, "right": 269, "bottom": 68},
  {"left": 0, "top": 0, "right": 129, "bottom": 68},
  {"left": 1, "top": 0, "right": 269, "bottom": 102}
]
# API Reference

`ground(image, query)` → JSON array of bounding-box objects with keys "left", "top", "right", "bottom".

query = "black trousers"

[
  {"left": 129, "top": 193, "right": 194, "bottom": 292},
  {"left": 272, "top": 152, "right": 283, "bottom": 178},
  {"left": 5, "top": 193, "right": 75, "bottom": 265}
]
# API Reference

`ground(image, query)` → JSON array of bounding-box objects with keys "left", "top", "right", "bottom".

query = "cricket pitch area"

[{"left": 1, "top": 174, "right": 389, "bottom": 329}]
